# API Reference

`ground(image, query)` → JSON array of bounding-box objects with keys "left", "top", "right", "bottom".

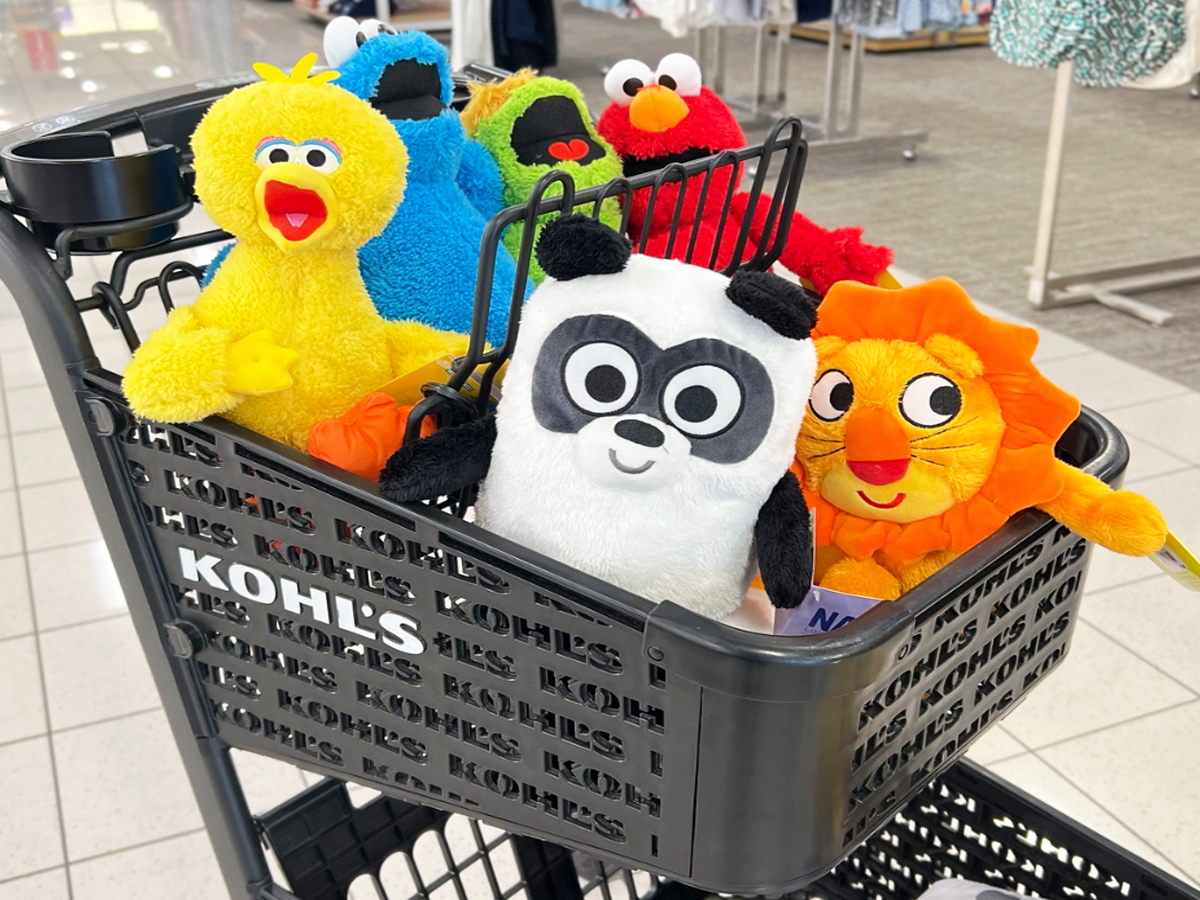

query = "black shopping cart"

[{"left": 0, "top": 75, "right": 1194, "bottom": 900}]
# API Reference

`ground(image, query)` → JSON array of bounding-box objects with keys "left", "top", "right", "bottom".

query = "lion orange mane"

[{"left": 803, "top": 277, "right": 1081, "bottom": 566}]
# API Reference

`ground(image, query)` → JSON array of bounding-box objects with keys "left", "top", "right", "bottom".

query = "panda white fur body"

[{"left": 475, "top": 254, "right": 817, "bottom": 621}]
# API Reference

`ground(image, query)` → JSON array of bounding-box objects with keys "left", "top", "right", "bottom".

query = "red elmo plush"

[{"left": 597, "top": 53, "right": 893, "bottom": 294}]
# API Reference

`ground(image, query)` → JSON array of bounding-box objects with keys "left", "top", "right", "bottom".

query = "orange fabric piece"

[
  {"left": 806, "top": 278, "right": 1081, "bottom": 567},
  {"left": 307, "top": 393, "right": 434, "bottom": 482}
]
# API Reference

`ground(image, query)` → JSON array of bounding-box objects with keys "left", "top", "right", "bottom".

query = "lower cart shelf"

[{"left": 256, "top": 761, "right": 1199, "bottom": 900}]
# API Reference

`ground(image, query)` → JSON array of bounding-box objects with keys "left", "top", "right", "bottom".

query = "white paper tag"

[{"left": 774, "top": 586, "right": 882, "bottom": 636}]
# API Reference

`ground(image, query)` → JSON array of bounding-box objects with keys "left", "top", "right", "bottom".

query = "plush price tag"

[
  {"left": 375, "top": 356, "right": 507, "bottom": 409},
  {"left": 774, "top": 586, "right": 882, "bottom": 636},
  {"left": 1150, "top": 529, "right": 1200, "bottom": 591}
]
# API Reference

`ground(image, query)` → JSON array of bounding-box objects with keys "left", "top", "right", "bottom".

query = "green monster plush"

[{"left": 462, "top": 71, "right": 624, "bottom": 283}]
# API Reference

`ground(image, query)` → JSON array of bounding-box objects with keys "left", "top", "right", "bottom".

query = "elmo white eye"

[
  {"left": 809, "top": 369, "right": 854, "bottom": 422},
  {"left": 662, "top": 365, "right": 742, "bottom": 437},
  {"left": 564, "top": 342, "right": 640, "bottom": 414},
  {"left": 900, "top": 373, "right": 962, "bottom": 428},
  {"left": 254, "top": 139, "right": 298, "bottom": 168},
  {"left": 323, "top": 16, "right": 362, "bottom": 68},
  {"left": 604, "top": 59, "right": 654, "bottom": 107},
  {"left": 654, "top": 53, "right": 702, "bottom": 96},
  {"left": 299, "top": 140, "right": 342, "bottom": 174}
]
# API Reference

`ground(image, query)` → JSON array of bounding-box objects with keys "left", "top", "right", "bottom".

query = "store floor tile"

[
  {"left": 997, "top": 619, "right": 1196, "bottom": 750},
  {"left": 39, "top": 617, "right": 160, "bottom": 732},
  {"left": 989, "top": 754, "right": 1195, "bottom": 884},
  {"left": 1039, "top": 702, "right": 1200, "bottom": 880},
  {"left": 53, "top": 710, "right": 202, "bottom": 861},
  {"left": 1083, "top": 575, "right": 1200, "bottom": 695},
  {"left": 27, "top": 539, "right": 128, "bottom": 631},
  {"left": 0, "top": 737, "right": 66, "bottom": 881},
  {"left": 0, "top": 867, "right": 71, "bottom": 900}
]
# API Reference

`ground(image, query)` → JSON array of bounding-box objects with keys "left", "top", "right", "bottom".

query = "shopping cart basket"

[{"left": 0, "top": 75, "right": 1139, "bottom": 898}]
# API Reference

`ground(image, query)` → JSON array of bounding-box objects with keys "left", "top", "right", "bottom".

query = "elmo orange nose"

[{"left": 848, "top": 459, "right": 910, "bottom": 485}]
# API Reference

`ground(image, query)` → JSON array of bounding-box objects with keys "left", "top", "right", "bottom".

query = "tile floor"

[{"left": 0, "top": 1, "right": 1197, "bottom": 898}]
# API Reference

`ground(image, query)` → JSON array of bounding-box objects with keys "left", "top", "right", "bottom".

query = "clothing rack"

[
  {"left": 693, "top": 1, "right": 927, "bottom": 159},
  {"left": 1028, "top": 60, "right": 1200, "bottom": 326},
  {"left": 294, "top": 0, "right": 453, "bottom": 32}
]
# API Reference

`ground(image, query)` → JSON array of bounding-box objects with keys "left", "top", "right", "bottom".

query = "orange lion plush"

[{"left": 796, "top": 277, "right": 1167, "bottom": 601}]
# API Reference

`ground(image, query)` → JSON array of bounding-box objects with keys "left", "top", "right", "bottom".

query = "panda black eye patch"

[{"left": 531, "top": 315, "right": 775, "bottom": 464}]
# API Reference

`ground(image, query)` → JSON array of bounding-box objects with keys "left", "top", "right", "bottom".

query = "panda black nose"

[{"left": 615, "top": 419, "right": 665, "bottom": 448}]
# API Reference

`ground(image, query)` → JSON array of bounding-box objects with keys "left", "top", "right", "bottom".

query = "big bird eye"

[
  {"left": 604, "top": 59, "right": 654, "bottom": 107},
  {"left": 900, "top": 373, "right": 962, "bottom": 428},
  {"left": 654, "top": 53, "right": 702, "bottom": 96},
  {"left": 564, "top": 342, "right": 639, "bottom": 414},
  {"left": 662, "top": 365, "right": 742, "bottom": 437},
  {"left": 809, "top": 369, "right": 854, "bottom": 422},
  {"left": 300, "top": 140, "right": 342, "bottom": 174},
  {"left": 255, "top": 139, "right": 297, "bottom": 168}
]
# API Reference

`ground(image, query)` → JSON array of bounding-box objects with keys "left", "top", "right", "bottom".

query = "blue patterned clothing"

[{"left": 992, "top": 0, "right": 1186, "bottom": 87}]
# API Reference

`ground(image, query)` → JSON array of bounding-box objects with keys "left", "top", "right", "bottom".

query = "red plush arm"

[{"left": 730, "top": 192, "right": 894, "bottom": 295}]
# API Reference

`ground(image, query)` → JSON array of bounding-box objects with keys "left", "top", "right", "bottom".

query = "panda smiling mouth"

[{"left": 609, "top": 450, "right": 655, "bottom": 475}]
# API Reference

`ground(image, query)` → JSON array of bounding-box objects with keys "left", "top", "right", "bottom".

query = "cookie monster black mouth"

[
  {"left": 622, "top": 146, "right": 717, "bottom": 179},
  {"left": 511, "top": 95, "right": 608, "bottom": 167},
  {"left": 371, "top": 58, "right": 446, "bottom": 121}
]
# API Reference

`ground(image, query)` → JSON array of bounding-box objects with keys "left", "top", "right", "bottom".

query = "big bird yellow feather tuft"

[{"left": 122, "top": 54, "right": 467, "bottom": 454}]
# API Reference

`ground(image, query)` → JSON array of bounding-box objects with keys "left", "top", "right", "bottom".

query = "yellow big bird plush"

[
  {"left": 795, "top": 277, "right": 1168, "bottom": 601},
  {"left": 123, "top": 54, "right": 466, "bottom": 458}
]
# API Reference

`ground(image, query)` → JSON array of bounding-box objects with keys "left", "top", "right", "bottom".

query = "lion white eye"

[
  {"left": 900, "top": 373, "right": 962, "bottom": 428},
  {"left": 662, "top": 365, "right": 742, "bottom": 437},
  {"left": 604, "top": 59, "right": 654, "bottom": 107},
  {"left": 323, "top": 16, "right": 362, "bottom": 68},
  {"left": 564, "top": 342, "right": 640, "bottom": 414},
  {"left": 808, "top": 369, "right": 854, "bottom": 422},
  {"left": 654, "top": 53, "right": 702, "bottom": 96},
  {"left": 254, "top": 139, "right": 298, "bottom": 168}
]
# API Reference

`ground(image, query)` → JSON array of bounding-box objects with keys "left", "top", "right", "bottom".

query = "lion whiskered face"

[{"left": 797, "top": 336, "right": 1005, "bottom": 524}]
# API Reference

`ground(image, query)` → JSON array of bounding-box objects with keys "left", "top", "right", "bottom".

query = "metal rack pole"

[
  {"left": 1027, "top": 61, "right": 1200, "bottom": 326},
  {"left": 800, "top": 2, "right": 926, "bottom": 160}
]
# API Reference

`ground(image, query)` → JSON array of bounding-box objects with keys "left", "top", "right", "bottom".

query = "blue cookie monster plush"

[{"left": 324, "top": 18, "right": 529, "bottom": 346}]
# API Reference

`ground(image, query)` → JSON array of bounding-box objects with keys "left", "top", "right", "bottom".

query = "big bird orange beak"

[
  {"left": 844, "top": 407, "right": 911, "bottom": 485},
  {"left": 629, "top": 84, "right": 689, "bottom": 133}
]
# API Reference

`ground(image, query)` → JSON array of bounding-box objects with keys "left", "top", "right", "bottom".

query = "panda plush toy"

[{"left": 381, "top": 215, "right": 819, "bottom": 621}]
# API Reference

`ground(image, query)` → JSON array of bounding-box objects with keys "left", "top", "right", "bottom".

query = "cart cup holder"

[{"left": 0, "top": 131, "right": 189, "bottom": 253}]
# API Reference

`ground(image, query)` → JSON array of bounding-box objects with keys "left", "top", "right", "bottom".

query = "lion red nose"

[{"left": 847, "top": 459, "right": 910, "bottom": 485}]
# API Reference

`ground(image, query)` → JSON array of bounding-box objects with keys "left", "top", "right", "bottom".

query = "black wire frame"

[{"left": 403, "top": 115, "right": 808, "bottom": 441}]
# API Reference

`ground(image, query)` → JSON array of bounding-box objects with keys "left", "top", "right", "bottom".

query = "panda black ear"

[
  {"left": 726, "top": 270, "right": 818, "bottom": 340},
  {"left": 535, "top": 214, "right": 631, "bottom": 281}
]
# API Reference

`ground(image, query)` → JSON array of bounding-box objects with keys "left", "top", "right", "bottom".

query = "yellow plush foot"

[
  {"left": 820, "top": 556, "right": 902, "bottom": 601},
  {"left": 225, "top": 329, "right": 299, "bottom": 395}
]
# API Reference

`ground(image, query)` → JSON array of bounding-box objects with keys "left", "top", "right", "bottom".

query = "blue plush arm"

[
  {"left": 457, "top": 139, "right": 507, "bottom": 220},
  {"left": 200, "top": 242, "right": 234, "bottom": 288}
]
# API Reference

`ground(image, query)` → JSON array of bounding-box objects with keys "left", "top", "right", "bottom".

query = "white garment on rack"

[
  {"left": 635, "top": 0, "right": 724, "bottom": 36},
  {"left": 1127, "top": 0, "right": 1200, "bottom": 88},
  {"left": 451, "top": 0, "right": 494, "bottom": 68}
]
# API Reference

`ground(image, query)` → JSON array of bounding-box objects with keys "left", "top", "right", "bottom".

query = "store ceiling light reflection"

[{"left": 58, "top": 0, "right": 160, "bottom": 36}]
